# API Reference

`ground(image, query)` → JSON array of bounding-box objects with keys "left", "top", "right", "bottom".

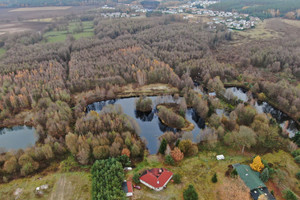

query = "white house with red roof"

[{"left": 139, "top": 168, "right": 173, "bottom": 191}]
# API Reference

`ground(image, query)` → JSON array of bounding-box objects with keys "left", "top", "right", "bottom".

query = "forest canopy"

[{"left": 91, "top": 158, "right": 125, "bottom": 200}]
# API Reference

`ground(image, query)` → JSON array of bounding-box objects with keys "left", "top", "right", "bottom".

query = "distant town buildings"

[{"left": 98, "top": 1, "right": 261, "bottom": 30}]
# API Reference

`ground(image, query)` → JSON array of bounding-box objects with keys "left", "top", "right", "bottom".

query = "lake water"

[
  {"left": 87, "top": 96, "right": 205, "bottom": 154},
  {"left": 226, "top": 87, "right": 299, "bottom": 137},
  {"left": 225, "top": 87, "right": 249, "bottom": 102},
  {"left": 0, "top": 126, "right": 37, "bottom": 152}
]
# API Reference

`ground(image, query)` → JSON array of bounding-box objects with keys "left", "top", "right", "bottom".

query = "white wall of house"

[{"left": 126, "top": 192, "right": 133, "bottom": 197}]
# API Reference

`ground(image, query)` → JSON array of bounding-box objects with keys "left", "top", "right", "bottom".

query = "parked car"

[
  {"left": 133, "top": 185, "right": 141, "bottom": 190},
  {"left": 124, "top": 167, "right": 133, "bottom": 171}
]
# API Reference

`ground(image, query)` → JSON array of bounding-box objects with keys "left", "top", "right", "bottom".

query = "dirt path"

[{"left": 50, "top": 175, "right": 67, "bottom": 200}]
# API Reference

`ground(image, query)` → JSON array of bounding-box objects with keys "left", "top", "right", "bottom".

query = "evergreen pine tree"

[
  {"left": 211, "top": 173, "right": 218, "bottom": 183},
  {"left": 158, "top": 139, "right": 167, "bottom": 154},
  {"left": 260, "top": 168, "right": 269, "bottom": 182},
  {"left": 183, "top": 184, "right": 198, "bottom": 200}
]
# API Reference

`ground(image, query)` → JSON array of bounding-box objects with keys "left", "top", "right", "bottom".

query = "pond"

[
  {"left": 226, "top": 87, "right": 299, "bottom": 137},
  {"left": 225, "top": 87, "right": 249, "bottom": 102},
  {"left": 86, "top": 96, "right": 205, "bottom": 154},
  {"left": 0, "top": 126, "right": 37, "bottom": 152}
]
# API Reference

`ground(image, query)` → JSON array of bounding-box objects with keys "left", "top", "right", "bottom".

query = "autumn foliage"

[
  {"left": 171, "top": 147, "right": 184, "bottom": 162},
  {"left": 121, "top": 148, "right": 131, "bottom": 158},
  {"left": 250, "top": 156, "right": 264, "bottom": 172}
]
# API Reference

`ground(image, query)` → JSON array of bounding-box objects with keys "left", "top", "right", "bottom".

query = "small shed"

[{"left": 122, "top": 181, "right": 133, "bottom": 197}]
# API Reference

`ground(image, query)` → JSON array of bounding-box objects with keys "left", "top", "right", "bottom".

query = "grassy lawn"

[
  {"left": 280, "top": 19, "right": 300, "bottom": 28},
  {"left": 130, "top": 147, "right": 252, "bottom": 200},
  {"left": 233, "top": 19, "right": 279, "bottom": 44},
  {"left": 0, "top": 171, "right": 91, "bottom": 200},
  {"left": 44, "top": 21, "right": 94, "bottom": 43},
  {"left": 0, "top": 48, "right": 6, "bottom": 57},
  {"left": 262, "top": 150, "right": 300, "bottom": 196},
  {"left": 0, "top": 149, "right": 298, "bottom": 200},
  {"left": 129, "top": 146, "right": 300, "bottom": 200}
]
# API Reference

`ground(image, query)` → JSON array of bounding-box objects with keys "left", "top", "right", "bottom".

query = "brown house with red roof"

[{"left": 139, "top": 168, "right": 173, "bottom": 191}]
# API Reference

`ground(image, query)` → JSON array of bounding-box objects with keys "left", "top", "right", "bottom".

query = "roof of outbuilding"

[
  {"left": 122, "top": 181, "right": 133, "bottom": 194},
  {"left": 140, "top": 168, "right": 173, "bottom": 188},
  {"left": 127, "top": 181, "right": 133, "bottom": 193},
  {"left": 233, "top": 164, "right": 266, "bottom": 190}
]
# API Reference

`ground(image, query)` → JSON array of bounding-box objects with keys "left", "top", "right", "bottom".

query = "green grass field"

[
  {"left": 0, "top": 48, "right": 6, "bottom": 57},
  {"left": 129, "top": 146, "right": 300, "bottom": 200},
  {"left": 130, "top": 146, "right": 252, "bottom": 200},
  {"left": 44, "top": 21, "right": 94, "bottom": 43},
  {"left": 232, "top": 19, "right": 280, "bottom": 45},
  {"left": 0, "top": 171, "right": 91, "bottom": 200},
  {"left": 0, "top": 147, "right": 298, "bottom": 200}
]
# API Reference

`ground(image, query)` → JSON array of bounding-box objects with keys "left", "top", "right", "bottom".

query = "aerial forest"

[{"left": 0, "top": 13, "right": 299, "bottom": 188}]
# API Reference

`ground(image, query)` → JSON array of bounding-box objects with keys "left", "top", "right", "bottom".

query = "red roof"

[
  {"left": 127, "top": 181, "right": 133, "bottom": 193},
  {"left": 140, "top": 168, "right": 173, "bottom": 188}
]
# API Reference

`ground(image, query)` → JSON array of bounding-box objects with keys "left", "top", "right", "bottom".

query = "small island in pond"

[
  {"left": 157, "top": 103, "right": 194, "bottom": 131},
  {"left": 135, "top": 97, "right": 153, "bottom": 113}
]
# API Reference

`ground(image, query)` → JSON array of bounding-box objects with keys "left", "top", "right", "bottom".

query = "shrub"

[
  {"left": 133, "top": 173, "right": 140, "bottom": 184},
  {"left": 42, "top": 144, "right": 54, "bottom": 160},
  {"left": 173, "top": 173, "right": 181, "bottom": 184},
  {"left": 121, "top": 148, "right": 131, "bottom": 158},
  {"left": 93, "top": 145, "right": 109, "bottom": 160},
  {"left": 183, "top": 184, "right": 198, "bottom": 200},
  {"left": 292, "top": 132, "right": 300, "bottom": 147},
  {"left": 20, "top": 163, "right": 35, "bottom": 176},
  {"left": 211, "top": 173, "right": 218, "bottom": 183},
  {"left": 294, "top": 155, "right": 300, "bottom": 163},
  {"left": 165, "top": 155, "right": 175, "bottom": 166},
  {"left": 250, "top": 156, "right": 264, "bottom": 172},
  {"left": 3, "top": 156, "right": 18, "bottom": 174},
  {"left": 235, "top": 104, "right": 257, "bottom": 126},
  {"left": 179, "top": 139, "right": 195, "bottom": 156},
  {"left": 296, "top": 171, "right": 300, "bottom": 180},
  {"left": 60, "top": 155, "right": 78, "bottom": 172},
  {"left": 291, "top": 149, "right": 300, "bottom": 157},
  {"left": 171, "top": 147, "right": 184, "bottom": 162},
  {"left": 231, "top": 169, "right": 238, "bottom": 178},
  {"left": 260, "top": 168, "right": 269, "bottom": 182},
  {"left": 136, "top": 97, "right": 153, "bottom": 112},
  {"left": 283, "top": 189, "right": 297, "bottom": 200},
  {"left": 116, "top": 155, "right": 131, "bottom": 168},
  {"left": 175, "top": 140, "right": 180, "bottom": 147}
]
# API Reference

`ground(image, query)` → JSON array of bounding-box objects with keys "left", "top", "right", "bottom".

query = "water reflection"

[
  {"left": 225, "top": 87, "right": 298, "bottom": 137},
  {"left": 225, "top": 87, "right": 249, "bottom": 102},
  {"left": 135, "top": 110, "right": 154, "bottom": 122},
  {"left": 255, "top": 101, "right": 298, "bottom": 137},
  {"left": 0, "top": 126, "right": 37, "bottom": 151},
  {"left": 87, "top": 96, "right": 205, "bottom": 154}
]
